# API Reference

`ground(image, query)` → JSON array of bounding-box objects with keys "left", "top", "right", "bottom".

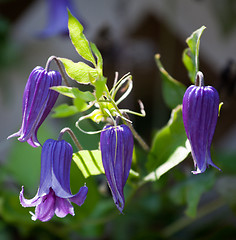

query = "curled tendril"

[{"left": 75, "top": 72, "right": 146, "bottom": 148}]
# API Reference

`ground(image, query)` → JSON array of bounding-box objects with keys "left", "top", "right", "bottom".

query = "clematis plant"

[{"left": 7, "top": 8, "right": 223, "bottom": 226}]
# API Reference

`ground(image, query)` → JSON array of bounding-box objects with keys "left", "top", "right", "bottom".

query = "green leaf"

[
  {"left": 145, "top": 105, "right": 190, "bottom": 181},
  {"left": 73, "top": 98, "right": 91, "bottom": 112},
  {"left": 60, "top": 58, "right": 98, "bottom": 84},
  {"left": 169, "top": 172, "right": 215, "bottom": 218},
  {"left": 183, "top": 26, "right": 206, "bottom": 83},
  {"left": 51, "top": 86, "right": 95, "bottom": 101},
  {"left": 94, "top": 76, "right": 107, "bottom": 99},
  {"left": 52, "top": 103, "right": 79, "bottom": 118},
  {"left": 155, "top": 54, "right": 186, "bottom": 109},
  {"left": 73, "top": 150, "right": 104, "bottom": 178},
  {"left": 90, "top": 42, "right": 103, "bottom": 73},
  {"left": 68, "top": 10, "right": 96, "bottom": 65},
  {"left": 85, "top": 109, "right": 104, "bottom": 123}
]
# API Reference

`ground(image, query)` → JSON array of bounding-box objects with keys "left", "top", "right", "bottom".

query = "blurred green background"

[{"left": 1, "top": 0, "right": 236, "bottom": 239}]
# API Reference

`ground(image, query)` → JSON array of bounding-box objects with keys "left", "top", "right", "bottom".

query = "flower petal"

[
  {"left": 69, "top": 186, "right": 88, "bottom": 206},
  {"left": 55, "top": 197, "right": 74, "bottom": 218},
  {"left": 32, "top": 189, "right": 56, "bottom": 222},
  {"left": 19, "top": 186, "right": 42, "bottom": 207}
]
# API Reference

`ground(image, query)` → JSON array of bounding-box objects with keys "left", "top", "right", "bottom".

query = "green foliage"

[
  {"left": 73, "top": 150, "right": 104, "bottom": 178},
  {"left": 52, "top": 103, "right": 79, "bottom": 118},
  {"left": 90, "top": 42, "right": 103, "bottom": 74},
  {"left": 145, "top": 106, "right": 190, "bottom": 181},
  {"left": 182, "top": 26, "right": 206, "bottom": 83},
  {"left": 59, "top": 58, "right": 99, "bottom": 84},
  {"left": 68, "top": 11, "right": 96, "bottom": 65},
  {"left": 51, "top": 86, "right": 95, "bottom": 101},
  {"left": 155, "top": 54, "right": 186, "bottom": 109},
  {"left": 169, "top": 171, "right": 215, "bottom": 218},
  {"left": 93, "top": 76, "right": 107, "bottom": 99}
]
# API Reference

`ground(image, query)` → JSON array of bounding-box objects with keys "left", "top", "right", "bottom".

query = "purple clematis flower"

[
  {"left": 8, "top": 66, "right": 61, "bottom": 147},
  {"left": 100, "top": 124, "right": 133, "bottom": 213},
  {"left": 182, "top": 71, "right": 221, "bottom": 174},
  {"left": 39, "top": 0, "right": 84, "bottom": 38},
  {"left": 20, "top": 139, "right": 88, "bottom": 222}
]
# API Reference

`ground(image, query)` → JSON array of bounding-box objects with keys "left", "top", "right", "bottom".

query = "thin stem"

[
  {"left": 124, "top": 114, "right": 150, "bottom": 152},
  {"left": 104, "top": 85, "right": 150, "bottom": 151},
  {"left": 45, "top": 56, "right": 70, "bottom": 87},
  {"left": 195, "top": 71, "right": 204, "bottom": 87},
  {"left": 58, "top": 127, "right": 83, "bottom": 151}
]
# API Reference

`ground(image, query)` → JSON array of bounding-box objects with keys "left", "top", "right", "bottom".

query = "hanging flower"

[
  {"left": 100, "top": 124, "right": 133, "bottom": 213},
  {"left": 182, "top": 71, "right": 221, "bottom": 174},
  {"left": 8, "top": 66, "right": 61, "bottom": 147},
  {"left": 20, "top": 139, "right": 88, "bottom": 222},
  {"left": 38, "top": 0, "right": 84, "bottom": 38}
]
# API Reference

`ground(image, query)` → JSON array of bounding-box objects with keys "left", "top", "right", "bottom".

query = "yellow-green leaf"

[{"left": 73, "top": 150, "right": 104, "bottom": 178}]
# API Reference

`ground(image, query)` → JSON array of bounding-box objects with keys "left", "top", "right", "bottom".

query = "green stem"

[
  {"left": 58, "top": 127, "right": 83, "bottom": 151},
  {"left": 45, "top": 56, "right": 70, "bottom": 87},
  {"left": 104, "top": 85, "right": 150, "bottom": 151}
]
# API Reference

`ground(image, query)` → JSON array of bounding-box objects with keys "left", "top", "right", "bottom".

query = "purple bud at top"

[
  {"left": 38, "top": 0, "right": 85, "bottom": 38},
  {"left": 100, "top": 124, "right": 133, "bottom": 213},
  {"left": 182, "top": 71, "right": 221, "bottom": 174},
  {"left": 8, "top": 66, "right": 62, "bottom": 147},
  {"left": 20, "top": 139, "right": 88, "bottom": 222}
]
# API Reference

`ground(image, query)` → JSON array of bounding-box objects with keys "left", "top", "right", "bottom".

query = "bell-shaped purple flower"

[
  {"left": 38, "top": 0, "right": 84, "bottom": 38},
  {"left": 20, "top": 139, "right": 88, "bottom": 222},
  {"left": 8, "top": 66, "right": 62, "bottom": 147},
  {"left": 100, "top": 124, "right": 133, "bottom": 213},
  {"left": 182, "top": 71, "right": 221, "bottom": 174}
]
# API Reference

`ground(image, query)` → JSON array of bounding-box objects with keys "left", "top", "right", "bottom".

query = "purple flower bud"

[
  {"left": 182, "top": 71, "right": 221, "bottom": 174},
  {"left": 20, "top": 139, "right": 88, "bottom": 222},
  {"left": 38, "top": 0, "right": 84, "bottom": 38},
  {"left": 8, "top": 66, "right": 62, "bottom": 147},
  {"left": 100, "top": 124, "right": 133, "bottom": 213}
]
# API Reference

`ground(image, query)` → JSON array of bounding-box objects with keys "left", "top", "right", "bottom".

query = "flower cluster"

[
  {"left": 8, "top": 63, "right": 89, "bottom": 222},
  {"left": 8, "top": 57, "right": 135, "bottom": 221},
  {"left": 7, "top": 16, "right": 222, "bottom": 224}
]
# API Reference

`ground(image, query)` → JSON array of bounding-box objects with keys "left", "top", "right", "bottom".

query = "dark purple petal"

[
  {"left": 51, "top": 140, "right": 74, "bottom": 198},
  {"left": 8, "top": 67, "right": 61, "bottom": 147},
  {"left": 55, "top": 197, "right": 74, "bottom": 218},
  {"left": 100, "top": 125, "right": 133, "bottom": 213},
  {"left": 38, "top": 139, "right": 54, "bottom": 196},
  {"left": 38, "top": 139, "right": 73, "bottom": 198},
  {"left": 182, "top": 82, "right": 220, "bottom": 174},
  {"left": 69, "top": 186, "right": 88, "bottom": 206}
]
